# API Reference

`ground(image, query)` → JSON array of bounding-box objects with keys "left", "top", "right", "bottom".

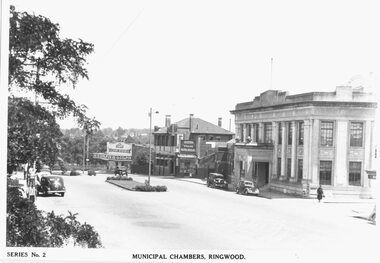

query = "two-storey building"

[
  {"left": 230, "top": 86, "right": 377, "bottom": 198},
  {"left": 153, "top": 116, "right": 234, "bottom": 177}
]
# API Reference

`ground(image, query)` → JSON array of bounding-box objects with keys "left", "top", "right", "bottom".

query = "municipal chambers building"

[{"left": 230, "top": 86, "right": 377, "bottom": 198}]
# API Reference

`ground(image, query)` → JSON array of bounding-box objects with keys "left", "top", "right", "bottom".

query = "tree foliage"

[
  {"left": 7, "top": 97, "right": 62, "bottom": 169},
  {"left": 8, "top": 5, "right": 100, "bottom": 171},
  {"left": 7, "top": 184, "right": 103, "bottom": 248},
  {"left": 9, "top": 5, "right": 96, "bottom": 126}
]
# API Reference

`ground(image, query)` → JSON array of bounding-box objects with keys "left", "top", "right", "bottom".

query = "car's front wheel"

[{"left": 243, "top": 189, "right": 249, "bottom": 195}]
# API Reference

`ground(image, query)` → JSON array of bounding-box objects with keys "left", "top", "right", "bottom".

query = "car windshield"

[
  {"left": 215, "top": 175, "right": 224, "bottom": 179},
  {"left": 48, "top": 177, "right": 63, "bottom": 184},
  {"left": 244, "top": 182, "right": 253, "bottom": 186}
]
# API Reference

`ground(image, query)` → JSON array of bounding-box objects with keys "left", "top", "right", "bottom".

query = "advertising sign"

[
  {"left": 107, "top": 142, "right": 132, "bottom": 157},
  {"left": 180, "top": 140, "right": 196, "bottom": 154},
  {"left": 92, "top": 153, "right": 132, "bottom": 161}
]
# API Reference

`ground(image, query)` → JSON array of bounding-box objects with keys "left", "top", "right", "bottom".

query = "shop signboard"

[
  {"left": 180, "top": 140, "right": 196, "bottom": 155},
  {"left": 93, "top": 142, "right": 133, "bottom": 161},
  {"left": 107, "top": 142, "right": 132, "bottom": 157},
  {"left": 92, "top": 153, "right": 132, "bottom": 161}
]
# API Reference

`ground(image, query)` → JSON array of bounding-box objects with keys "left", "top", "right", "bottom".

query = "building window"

[
  {"left": 288, "top": 122, "right": 292, "bottom": 145},
  {"left": 320, "top": 121, "right": 334, "bottom": 146},
  {"left": 247, "top": 125, "right": 252, "bottom": 140},
  {"left": 298, "top": 122, "right": 304, "bottom": 145},
  {"left": 253, "top": 124, "right": 259, "bottom": 142},
  {"left": 350, "top": 122, "right": 363, "bottom": 147},
  {"left": 349, "top": 162, "right": 361, "bottom": 186},
  {"left": 287, "top": 158, "right": 291, "bottom": 179},
  {"left": 278, "top": 123, "right": 282, "bottom": 144},
  {"left": 239, "top": 161, "right": 245, "bottom": 177},
  {"left": 319, "top": 161, "right": 332, "bottom": 185},
  {"left": 171, "top": 135, "right": 176, "bottom": 146},
  {"left": 277, "top": 158, "right": 281, "bottom": 178},
  {"left": 264, "top": 123, "right": 272, "bottom": 143},
  {"left": 297, "top": 159, "right": 303, "bottom": 182}
]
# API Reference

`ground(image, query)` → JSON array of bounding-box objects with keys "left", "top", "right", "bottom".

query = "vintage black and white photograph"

[{"left": 1, "top": 0, "right": 379, "bottom": 262}]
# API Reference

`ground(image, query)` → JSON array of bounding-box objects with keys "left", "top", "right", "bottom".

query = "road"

[{"left": 34, "top": 173, "right": 376, "bottom": 252}]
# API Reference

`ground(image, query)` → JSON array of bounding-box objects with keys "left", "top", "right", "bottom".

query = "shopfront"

[{"left": 93, "top": 142, "right": 132, "bottom": 171}]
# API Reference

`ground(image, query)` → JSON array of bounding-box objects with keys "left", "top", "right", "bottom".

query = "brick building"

[
  {"left": 153, "top": 116, "right": 234, "bottom": 177},
  {"left": 230, "top": 86, "right": 377, "bottom": 198}
]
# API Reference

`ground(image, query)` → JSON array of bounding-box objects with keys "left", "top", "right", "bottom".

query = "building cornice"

[{"left": 230, "top": 101, "right": 377, "bottom": 114}]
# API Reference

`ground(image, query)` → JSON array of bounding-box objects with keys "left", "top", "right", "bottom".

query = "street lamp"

[{"left": 148, "top": 108, "right": 159, "bottom": 186}]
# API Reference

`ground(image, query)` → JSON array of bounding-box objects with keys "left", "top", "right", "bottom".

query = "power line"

[{"left": 101, "top": 9, "right": 144, "bottom": 60}]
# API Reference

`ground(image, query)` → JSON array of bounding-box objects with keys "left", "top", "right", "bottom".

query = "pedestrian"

[{"left": 317, "top": 185, "right": 324, "bottom": 203}]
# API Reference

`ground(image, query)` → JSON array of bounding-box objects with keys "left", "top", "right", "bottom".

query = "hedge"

[
  {"left": 106, "top": 175, "right": 132, "bottom": 181},
  {"left": 134, "top": 185, "right": 167, "bottom": 192}
]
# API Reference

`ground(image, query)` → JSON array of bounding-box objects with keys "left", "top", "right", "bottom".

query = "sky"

[{"left": 3, "top": 0, "right": 380, "bottom": 131}]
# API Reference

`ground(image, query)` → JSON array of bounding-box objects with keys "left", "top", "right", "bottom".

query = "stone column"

[
  {"left": 280, "top": 122, "right": 287, "bottom": 180},
  {"left": 310, "top": 119, "right": 319, "bottom": 185},
  {"left": 253, "top": 124, "right": 258, "bottom": 143},
  {"left": 290, "top": 121, "right": 297, "bottom": 182},
  {"left": 243, "top": 124, "right": 247, "bottom": 143},
  {"left": 302, "top": 120, "right": 311, "bottom": 183},
  {"left": 250, "top": 124, "right": 255, "bottom": 142},
  {"left": 364, "top": 120, "right": 373, "bottom": 187},
  {"left": 335, "top": 120, "right": 348, "bottom": 186},
  {"left": 272, "top": 122, "right": 278, "bottom": 179},
  {"left": 258, "top": 123, "right": 264, "bottom": 143}
]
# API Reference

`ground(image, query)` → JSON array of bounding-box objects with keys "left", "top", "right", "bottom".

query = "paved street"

[{"left": 34, "top": 173, "right": 376, "bottom": 252}]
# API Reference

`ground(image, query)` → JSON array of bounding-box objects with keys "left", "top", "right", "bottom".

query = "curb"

[{"left": 105, "top": 180, "right": 136, "bottom": 191}]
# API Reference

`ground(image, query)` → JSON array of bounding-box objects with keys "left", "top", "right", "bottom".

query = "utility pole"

[
  {"left": 148, "top": 108, "right": 152, "bottom": 185},
  {"left": 270, "top": 57, "right": 274, "bottom": 90},
  {"left": 83, "top": 132, "right": 86, "bottom": 173},
  {"left": 148, "top": 108, "right": 159, "bottom": 185}
]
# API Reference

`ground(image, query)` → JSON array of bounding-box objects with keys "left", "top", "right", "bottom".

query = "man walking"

[{"left": 317, "top": 185, "right": 324, "bottom": 203}]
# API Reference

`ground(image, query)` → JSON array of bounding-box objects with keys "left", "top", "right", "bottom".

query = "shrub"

[
  {"left": 106, "top": 175, "right": 132, "bottom": 181},
  {"left": 134, "top": 185, "right": 167, "bottom": 192},
  {"left": 6, "top": 186, "right": 102, "bottom": 248}
]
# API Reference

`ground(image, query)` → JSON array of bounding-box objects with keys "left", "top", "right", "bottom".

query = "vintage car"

[
  {"left": 207, "top": 173, "right": 228, "bottom": 189},
  {"left": 36, "top": 175, "right": 66, "bottom": 197},
  {"left": 114, "top": 166, "right": 128, "bottom": 176},
  {"left": 236, "top": 180, "right": 259, "bottom": 195}
]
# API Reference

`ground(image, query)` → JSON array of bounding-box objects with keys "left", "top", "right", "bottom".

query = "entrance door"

[
  {"left": 169, "top": 160, "right": 174, "bottom": 175},
  {"left": 256, "top": 162, "right": 269, "bottom": 187}
]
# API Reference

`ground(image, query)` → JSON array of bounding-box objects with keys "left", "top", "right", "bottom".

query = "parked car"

[
  {"left": 36, "top": 175, "right": 66, "bottom": 197},
  {"left": 88, "top": 169, "right": 96, "bottom": 176},
  {"left": 114, "top": 166, "right": 128, "bottom": 176},
  {"left": 236, "top": 180, "right": 259, "bottom": 195},
  {"left": 207, "top": 173, "right": 228, "bottom": 189},
  {"left": 70, "top": 169, "right": 82, "bottom": 176}
]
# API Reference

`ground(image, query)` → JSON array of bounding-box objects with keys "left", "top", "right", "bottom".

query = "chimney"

[
  {"left": 165, "top": 115, "right": 171, "bottom": 127},
  {"left": 218, "top": 117, "right": 222, "bottom": 127},
  {"left": 189, "top": 114, "right": 194, "bottom": 131}
]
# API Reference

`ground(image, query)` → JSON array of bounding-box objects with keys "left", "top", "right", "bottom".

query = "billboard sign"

[
  {"left": 107, "top": 142, "right": 132, "bottom": 157},
  {"left": 180, "top": 140, "right": 196, "bottom": 154},
  {"left": 92, "top": 153, "right": 132, "bottom": 161}
]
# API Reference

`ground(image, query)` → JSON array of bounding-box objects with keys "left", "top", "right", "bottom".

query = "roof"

[
  {"left": 155, "top": 117, "right": 234, "bottom": 135},
  {"left": 231, "top": 87, "right": 377, "bottom": 113}
]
